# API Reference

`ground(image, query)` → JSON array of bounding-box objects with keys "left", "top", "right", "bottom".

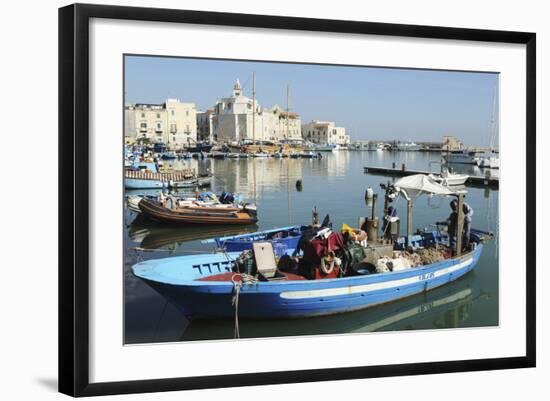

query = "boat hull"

[
  {"left": 125, "top": 178, "right": 168, "bottom": 189},
  {"left": 138, "top": 197, "right": 258, "bottom": 225},
  {"left": 442, "top": 152, "right": 477, "bottom": 164},
  {"left": 132, "top": 244, "right": 483, "bottom": 319},
  {"left": 125, "top": 175, "right": 212, "bottom": 189}
]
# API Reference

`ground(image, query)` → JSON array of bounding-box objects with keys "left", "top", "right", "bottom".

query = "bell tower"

[{"left": 233, "top": 79, "right": 242, "bottom": 97}]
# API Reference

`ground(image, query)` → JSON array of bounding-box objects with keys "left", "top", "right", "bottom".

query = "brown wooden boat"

[{"left": 138, "top": 197, "right": 258, "bottom": 225}]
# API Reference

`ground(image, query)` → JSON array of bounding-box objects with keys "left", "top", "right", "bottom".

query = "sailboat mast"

[
  {"left": 286, "top": 84, "right": 290, "bottom": 140},
  {"left": 252, "top": 72, "right": 256, "bottom": 144},
  {"left": 287, "top": 86, "right": 293, "bottom": 223},
  {"left": 490, "top": 86, "right": 497, "bottom": 151}
]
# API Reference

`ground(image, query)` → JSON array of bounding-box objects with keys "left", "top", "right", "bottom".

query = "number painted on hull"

[{"left": 419, "top": 272, "right": 435, "bottom": 281}]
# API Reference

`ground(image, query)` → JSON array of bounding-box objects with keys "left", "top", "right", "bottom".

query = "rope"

[
  {"left": 134, "top": 248, "right": 143, "bottom": 263},
  {"left": 231, "top": 278, "right": 242, "bottom": 339},
  {"left": 231, "top": 273, "right": 258, "bottom": 339}
]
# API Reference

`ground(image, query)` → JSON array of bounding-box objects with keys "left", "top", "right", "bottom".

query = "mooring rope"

[{"left": 231, "top": 273, "right": 258, "bottom": 339}]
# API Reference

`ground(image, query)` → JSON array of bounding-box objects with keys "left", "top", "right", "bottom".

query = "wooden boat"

[
  {"left": 124, "top": 162, "right": 211, "bottom": 189},
  {"left": 177, "top": 282, "right": 477, "bottom": 340},
  {"left": 128, "top": 192, "right": 257, "bottom": 215},
  {"left": 132, "top": 231, "right": 488, "bottom": 319},
  {"left": 132, "top": 175, "right": 493, "bottom": 319},
  {"left": 138, "top": 197, "right": 258, "bottom": 225},
  {"left": 202, "top": 225, "right": 309, "bottom": 254}
]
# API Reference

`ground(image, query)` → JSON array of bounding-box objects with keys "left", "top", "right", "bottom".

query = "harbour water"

[{"left": 124, "top": 150, "right": 499, "bottom": 344}]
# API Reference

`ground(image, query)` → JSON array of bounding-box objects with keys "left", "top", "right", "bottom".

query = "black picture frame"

[{"left": 58, "top": 3, "right": 536, "bottom": 397}]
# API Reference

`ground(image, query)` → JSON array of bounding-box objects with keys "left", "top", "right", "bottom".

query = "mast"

[
  {"left": 252, "top": 71, "right": 256, "bottom": 144},
  {"left": 286, "top": 85, "right": 292, "bottom": 223},
  {"left": 490, "top": 86, "right": 497, "bottom": 152},
  {"left": 286, "top": 84, "right": 290, "bottom": 140}
]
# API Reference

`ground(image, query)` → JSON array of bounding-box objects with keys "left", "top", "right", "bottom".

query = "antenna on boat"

[{"left": 312, "top": 206, "right": 319, "bottom": 226}]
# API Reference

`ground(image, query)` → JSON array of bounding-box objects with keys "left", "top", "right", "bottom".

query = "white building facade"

[
  {"left": 212, "top": 80, "right": 302, "bottom": 143},
  {"left": 301, "top": 120, "right": 350, "bottom": 145},
  {"left": 124, "top": 99, "right": 197, "bottom": 150}
]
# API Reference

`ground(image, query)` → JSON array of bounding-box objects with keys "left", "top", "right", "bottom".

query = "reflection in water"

[
  {"left": 128, "top": 215, "right": 258, "bottom": 251},
  {"left": 163, "top": 272, "right": 487, "bottom": 342},
  {"left": 125, "top": 151, "right": 499, "bottom": 344}
]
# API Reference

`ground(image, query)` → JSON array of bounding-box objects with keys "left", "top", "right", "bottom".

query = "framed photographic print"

[{"left": 58, "top": 3, "right": 536, "bottom": 397}]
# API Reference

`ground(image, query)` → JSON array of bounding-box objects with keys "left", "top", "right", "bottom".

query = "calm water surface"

[{"left": 124, "top": 151, "right": 499, "bottom": 344}]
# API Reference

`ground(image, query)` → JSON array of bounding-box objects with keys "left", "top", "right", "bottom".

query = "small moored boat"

[
  {"left": 138, "top": 196, "right": 258, "bottom": 225},
  {"left": 125, "top": 162, "right": 212, "bottom": 189},
  {"left": 429, "top": 168, "right": 469, "bottom": 186}
]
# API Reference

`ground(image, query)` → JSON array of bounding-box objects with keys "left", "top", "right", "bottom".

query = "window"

[
  {"left": 186, "top": 125, "right": 190, "bottom": 132},
  {"left": 171, "top": 110, "right": 175, "bottom": 116},
  {"left": 156, "top": 113, "right": 160, "bottom": 119},
  {"left": 186, "top": 110, "right": 189, "bottom": 117},
  {"left": 170, "top": 124, "right": 177, "bottom": 133},
  {"left": 140, "top": 123, "right": 147, "bottom": 129},
  {"left": 156, "top": 123, "right": 161, "bottom": 130},
  {"left": 141, "top": 113, "right": 145, "bottom": 118}
]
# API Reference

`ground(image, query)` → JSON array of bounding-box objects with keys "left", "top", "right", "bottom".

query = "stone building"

[
  {"left": 212, "top": 80, "right": 302, "bottom": 143},
  {"left": 441, "top": 135, "right": 463, "bottom": 151},
  {"left": 124, "top": 99, "right": 197, "bottom": 150},
  {"left": 301, "top": 120, "right": 350, "bottom": 145}
]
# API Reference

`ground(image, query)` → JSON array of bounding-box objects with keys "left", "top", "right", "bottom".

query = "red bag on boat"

[{"left": 302, "top": 232, "right": 345, "bottom": 265}]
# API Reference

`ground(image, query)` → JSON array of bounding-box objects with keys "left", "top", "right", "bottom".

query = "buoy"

[
  {"left": 365, "top": 187, "right": 374, "bottom": 199},
  {"left": 296, "top": 179, "right": 303, "bottom": 192}
]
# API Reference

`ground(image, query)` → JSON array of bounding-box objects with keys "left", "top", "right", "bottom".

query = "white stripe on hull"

[{"left": 280, "top": 258, "right": 473, "bottom": 300}]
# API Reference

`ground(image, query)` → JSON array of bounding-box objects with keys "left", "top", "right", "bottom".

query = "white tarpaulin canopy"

[{"left": 393, "top": 174, "right": 458, "bottom": 198}]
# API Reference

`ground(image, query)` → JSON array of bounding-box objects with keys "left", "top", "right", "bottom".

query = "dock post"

[{"left": 401, "top": 163, "right": 406, "bottom": 171}]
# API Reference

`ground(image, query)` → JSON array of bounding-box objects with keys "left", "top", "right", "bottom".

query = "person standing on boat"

[
  {"left": 440, "top": 202, "right": 459, "bottom": 251},
  {"left": 451, "top": 198, "right": 474, "bottom": 249},
  {"left": 443, "top": 199, "right": 473, "bottom": 251}
]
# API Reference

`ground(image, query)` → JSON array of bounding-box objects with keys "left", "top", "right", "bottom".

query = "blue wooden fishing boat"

[
  {"left": 202, "top": 225, "right": 309, "bottom": 254},
  {"left": 132, "top": 231, "right": 486, "bottom": 319}
]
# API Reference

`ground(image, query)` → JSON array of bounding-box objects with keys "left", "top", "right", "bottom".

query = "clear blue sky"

[{"left": 125, "top": 55, "right": 499, "bottom": 146}]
